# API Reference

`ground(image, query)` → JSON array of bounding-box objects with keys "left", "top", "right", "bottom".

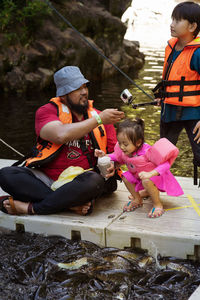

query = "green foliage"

[
  {"left": 0, "top": 0, "right": 51, "bottom": 45},
  {"left": 0, "top": 0, "right": 17, "bottom": 31}
]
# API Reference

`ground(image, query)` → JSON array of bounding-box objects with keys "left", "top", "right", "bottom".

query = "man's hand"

[
  {"left": 99, "top": 109, "right": 125, "bottom": 124},
  {"left": 193, "top": 121, "right": 200, "bottom": 144}
]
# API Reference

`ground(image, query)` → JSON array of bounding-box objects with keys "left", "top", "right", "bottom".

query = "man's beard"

[{"left": 66, "top": 95, "right": 89, "bottom": 114}]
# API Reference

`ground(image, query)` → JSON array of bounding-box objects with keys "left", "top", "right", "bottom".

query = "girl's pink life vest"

[{"left": 115, "top": 138, "right": 179, "bottom": 178}]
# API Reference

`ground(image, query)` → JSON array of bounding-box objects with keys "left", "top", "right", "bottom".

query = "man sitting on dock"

[{"left": 0, "top": 66, "right": 124, "bottom": 216}]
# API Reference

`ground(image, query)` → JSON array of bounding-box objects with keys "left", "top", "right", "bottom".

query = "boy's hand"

[{"left": 193, "top": 121, "right": 200, "bottom": 143}]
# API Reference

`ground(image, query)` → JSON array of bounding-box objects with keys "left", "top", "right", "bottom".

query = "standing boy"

[{"left": 153, "top": 1, "right": 200, "bottom": 184}]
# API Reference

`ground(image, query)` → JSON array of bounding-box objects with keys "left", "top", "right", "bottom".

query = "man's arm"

[{"left": 40, "top": 108, "right": 124, "bottom": 144}]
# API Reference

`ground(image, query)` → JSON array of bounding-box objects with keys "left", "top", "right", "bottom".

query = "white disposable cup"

[{"left": 97, "top": 156, "right": 111, "bottom": 179}]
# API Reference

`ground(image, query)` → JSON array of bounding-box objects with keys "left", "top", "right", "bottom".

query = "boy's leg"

[
  {"left": 160, "top": 120, "right": 184, "bottom": 145},
  {"left": 184, "top": 120, "right": 200, "bottom": 166},
  {"left": 184, "top": 120, "right": 200, "bottom": 185}
]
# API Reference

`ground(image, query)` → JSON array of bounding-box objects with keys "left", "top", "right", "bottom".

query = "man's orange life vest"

[
  {"left": 25, "top": 98, "right": 107, "bottom": 168},
  {"left": 153, "top": 37, "right": 200, "bottom": 106}
]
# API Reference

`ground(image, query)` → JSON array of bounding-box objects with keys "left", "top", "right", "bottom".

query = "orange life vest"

[
  {"left": 153, "top": 37, "right": 200, "bottom": 106},
  {"left": 25, "top": 98, "right": 107, "bottom": 168}
]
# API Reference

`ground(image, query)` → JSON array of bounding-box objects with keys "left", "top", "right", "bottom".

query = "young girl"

[{"left": 95, "top": 118, "right": 183, "bottom": 218}]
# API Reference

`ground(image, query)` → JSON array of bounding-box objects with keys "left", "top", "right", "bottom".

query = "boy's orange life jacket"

[
  {"left": 25, "top": 98, "right": 107, "bottom": 168},
  {"left": 153, "top": 37, "right": 200, "bottom": 106}
]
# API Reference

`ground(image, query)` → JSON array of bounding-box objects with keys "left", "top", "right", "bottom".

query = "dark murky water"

[
  {"left": 0, "top": 47, "right": 192, "bottom": 177},
  {"left": 0, "top": 231, "right": 200, "bottom": 300}
]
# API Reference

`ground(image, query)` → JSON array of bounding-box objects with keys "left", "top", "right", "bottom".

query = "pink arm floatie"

[{"left": 145, "top": 138, "right": 179, "bottom": 166}]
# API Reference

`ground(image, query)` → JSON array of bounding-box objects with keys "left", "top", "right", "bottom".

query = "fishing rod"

[
  {"left": 0, "top": 138, "right": 24, "bottom": 157},
  {"left": 120, "top": 89, "right": 158, "bottom": 109},
  {"left": 43, "top": 0, "right": 155, "bottom": 103}
]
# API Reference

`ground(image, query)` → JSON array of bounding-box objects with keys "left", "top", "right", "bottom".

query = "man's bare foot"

[
  {"left": 2, "top": 198, "right": 93, "bottom": 216},
  {"left": 128, "top": 189, "right": 149, "bottom": 200},
  {"left": 3, "top": 198, "right": 30, "bottom": 215},
  {"left": 70, "top": 202, "right": 92, "bottom": 215}
]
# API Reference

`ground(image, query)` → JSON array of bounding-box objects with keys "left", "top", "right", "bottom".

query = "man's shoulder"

[{"left": 36, "top": 102, "right": 57, "bottom": 114}]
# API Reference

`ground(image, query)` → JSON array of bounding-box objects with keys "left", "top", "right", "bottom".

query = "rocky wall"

[{"left": 0, "top": 0, "right": 144, "bottom": 95}]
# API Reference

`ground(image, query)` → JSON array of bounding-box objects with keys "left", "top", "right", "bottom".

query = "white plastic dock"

[
  {"left": 1, "top": 158, "right": 200, "bottom": 298},
  {"left": 0, "top": 159, "right": 200, "bottom": 260}
]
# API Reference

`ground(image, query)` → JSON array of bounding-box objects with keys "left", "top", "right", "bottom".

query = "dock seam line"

[{"left": 105, "top": 212, "right": 124, "bottom": 247}]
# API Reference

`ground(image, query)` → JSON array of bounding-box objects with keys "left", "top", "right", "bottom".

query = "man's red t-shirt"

[{"left": 35, "top": 102, "right": 117, "bottom": 180}]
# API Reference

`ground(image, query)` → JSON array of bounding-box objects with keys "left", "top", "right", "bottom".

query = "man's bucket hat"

[{"left": 54, "top": 66, "right": 89, "bottom": 97}]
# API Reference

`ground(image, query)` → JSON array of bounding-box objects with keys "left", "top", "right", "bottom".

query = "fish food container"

[{"left": 97, "top": 156, "right": 111, "bottom": 179}]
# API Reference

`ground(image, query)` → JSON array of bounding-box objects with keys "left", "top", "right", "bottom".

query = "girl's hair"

[
  {"left": 116, "top": 118, "right": 145, "bottom": 150},
  {"left": 172, "top": 1, "right": 200, "bottom": 37}
]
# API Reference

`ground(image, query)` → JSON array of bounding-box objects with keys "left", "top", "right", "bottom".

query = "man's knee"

[
  {"left": 76, "top": 171, "right": 104, "bottom": 190},
  {"left": 0, "top": 167, "right": 11, "bottom": 182},
  {"left": 0, "top": 167, "right": 13, "bottom": 190},
  {"left": 0, "top": 166, "right": 31, "bottom": 187}
]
